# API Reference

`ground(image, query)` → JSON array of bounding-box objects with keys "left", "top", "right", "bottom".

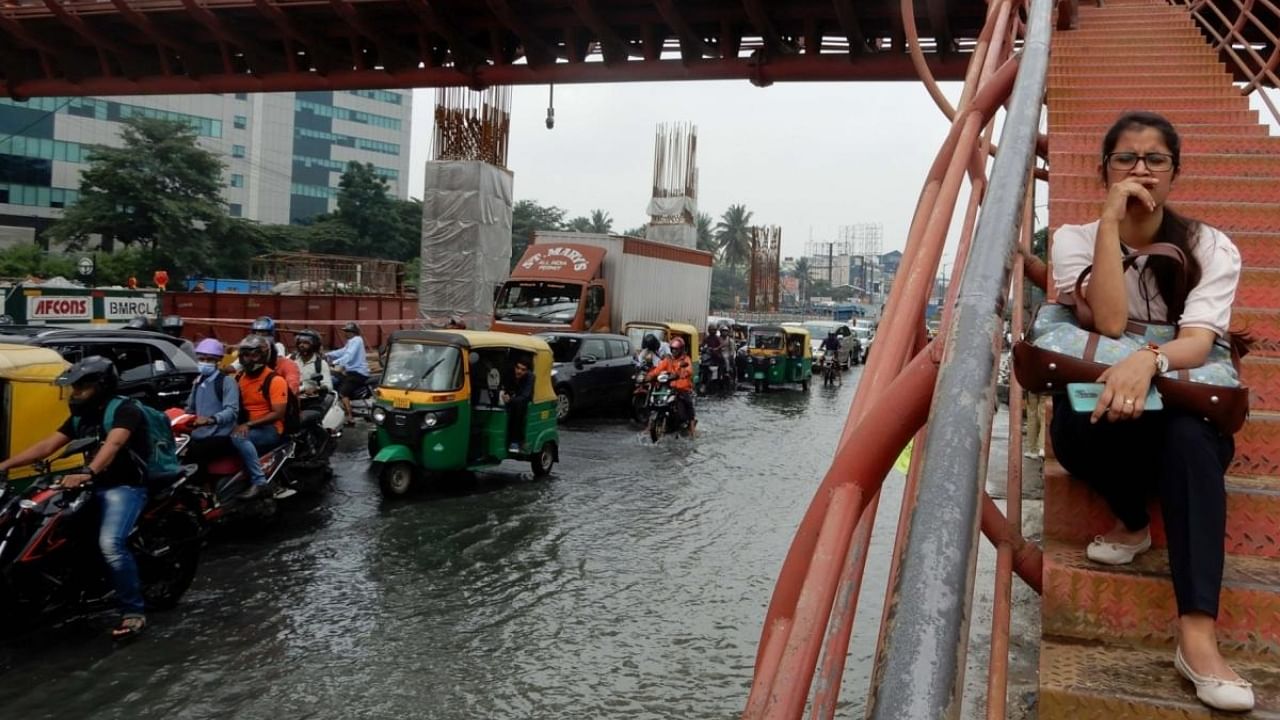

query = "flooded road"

[{"left": 0, "top": 371, "right": 915, "bottom": 719}]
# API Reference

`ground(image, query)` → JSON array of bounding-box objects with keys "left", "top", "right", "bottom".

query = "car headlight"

[
  {"left": 371, "top": 407, "right": 388, "bottom": 425},
  {"left": 421, "top": 413, "right": 439, "bottom": 429}
]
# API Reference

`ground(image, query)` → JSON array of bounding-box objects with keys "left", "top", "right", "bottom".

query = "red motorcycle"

[
  {"left": 0, "top": 441, "right": 205, "bottom": 625},
  {"left": 165, "top": 410, "right": 296, "bottom": 523}
]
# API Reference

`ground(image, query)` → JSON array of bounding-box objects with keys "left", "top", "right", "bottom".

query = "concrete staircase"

[{"left": 1040, "top": 0, "right": 1280, "bottom": 716}]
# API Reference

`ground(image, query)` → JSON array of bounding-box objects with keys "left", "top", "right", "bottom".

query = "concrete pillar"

[{"left": 419, "top": 160, "right": 513, "bottom": 330}]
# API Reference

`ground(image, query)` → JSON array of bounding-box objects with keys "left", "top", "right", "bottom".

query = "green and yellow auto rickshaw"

[
  {"left": 367, "top": 330, "right": 559, "bottom": 497},
  {"left": 747, "top": 325, "right": 812, "bottom": 392},
  {"left": 0, "top": 344, "right": 78, "bottom": 492},
  {"left": 624, "top": 321, "right": 700, "bottom": 376}
]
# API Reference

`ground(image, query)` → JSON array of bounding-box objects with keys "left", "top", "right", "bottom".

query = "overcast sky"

[{"left": 407, "top": 83, "right": 1279, "bottom": 262}]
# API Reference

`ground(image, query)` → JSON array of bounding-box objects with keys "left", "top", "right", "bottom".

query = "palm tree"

[
  {"left": 588, "top": 209, "right": 613, "bottom": 234},
  {"left": 567, "top": 216, "right": 593, "bottom": 232},
  {"left": 695, "top": 212, "right": 715, "bottom": 252},
  {"left": 714, "top": 204, "right": 753, "bottom": 273},
  {"left": 792, "top": 257, "right": 813, "bottom": 304}
]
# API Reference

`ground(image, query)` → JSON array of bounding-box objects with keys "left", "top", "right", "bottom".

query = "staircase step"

[
  {"left": 1238, "top": 269, "right": 1280, "bottom": 307},
  {"left": 1049, "top": 152, "right": 1280, "bottom": 178},
  {"left": 1039, "top": 638, "right": 1280, "bottom": 718},
  {"left": 1042, "top": 461, "right": 1280, "bottom": 557},
  {"left": 1233, "top": 411, "right": 1280, "bottom": 478},
  {"left": 1245, "top": 356, "right": 1280, "bottom": 414},
  {"left": 1051, "top": 200, "right": 1280, "bottom": 232},
  {"left": 1048, "top": 74, "right": 1237, "bottom": 89},
  {"left": 1048, "top": 84, "right": 1242, "bottom": 99},
  {"left": 1235, "top": 309, "right": 1280, "bottom": 359},
  {"left": 1050, "top": 133, "right": 1280, "bottom": 155},
  {"left": 1234, "top": 234, "right": 1280, "bottom": 267},
  {"left": 1041, "top": 540, "right": 1280, "bottom": 654},
  {"left": 1054, "top": 123, "right": 1269, "bottom": 137},
  {"left": 1051, "top": 109, "right": 1257, "bottom": 127},
  {"left": 1051, "top": 97, "right": 1253, "bottom": 113},
  {"left": 1050, "top": 175, "right": 1280, "bottom": 204}
]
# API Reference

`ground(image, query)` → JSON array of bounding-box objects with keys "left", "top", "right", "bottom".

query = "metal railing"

[
  {"left": 1175, "top": 0, "right": 1280, "bottom": 124},
  {"left": 741, "top": 0, "right": 1050, "bottom": 716}
]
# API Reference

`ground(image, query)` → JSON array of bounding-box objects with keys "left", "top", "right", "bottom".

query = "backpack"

[
  {"left": 238, "top": 371, "right": 301, "bottom": 435},
  {"left": 74, "top": 397, "right": 182, "bottom": 482}
]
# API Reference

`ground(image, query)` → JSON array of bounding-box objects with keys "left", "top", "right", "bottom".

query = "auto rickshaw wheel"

[
  {"left": 379, "top": 462, "right": 415, "bottom": 497},
  {"left": 555, "top": 387, "right": 574, "bottom": 422},
  {"left": 531, "top": 443, "right": 556, "bottom": 477}
]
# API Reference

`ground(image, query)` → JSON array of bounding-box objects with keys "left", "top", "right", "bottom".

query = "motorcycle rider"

[
  {"left": 647, "top": 336, "right": 696, "bottom": 434},
  {"left": 232, "top": 335, "right": 289, "bottom": 501},
  {"left": 242, "top": 316, "right": 301, "bottom": 395},
  {"left": 0, "top": 357, "right": 153, "bottom": 639},
  {"left": 820, "top": 331, "right": 844, "bottom": 384},
  {"left": 327, "top": 321, "right": 370, "bottom": 426},
  {"left": 290, "top": 329, "right": 333, "bottom": 396},
  {"left": 183, "top": 339, "right": 240, "bottom": 465},
  {"left": 159, "top": 315, "right": 185, "bottom": 339}
]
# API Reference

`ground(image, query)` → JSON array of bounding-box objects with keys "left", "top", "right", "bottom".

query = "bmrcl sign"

[
  {"left": 105, "top": 296, "right": 158, "bottom": 320},
  {"left": 27, "top": 296, "right": 91, "bottom": 321}
]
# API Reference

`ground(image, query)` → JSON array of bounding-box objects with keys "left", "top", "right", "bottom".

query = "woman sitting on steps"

[{"left": 1049, "top": 111, "right": 1252, "bottom": 712}]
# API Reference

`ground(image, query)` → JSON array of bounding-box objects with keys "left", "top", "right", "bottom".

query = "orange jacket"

[{"left": 648, "top": 354, "right": 694, "bottom": 393}]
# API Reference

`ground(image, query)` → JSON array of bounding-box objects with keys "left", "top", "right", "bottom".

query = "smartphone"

[{"left": 1066, "top": 383, "right": 1163, "bottom": 413}]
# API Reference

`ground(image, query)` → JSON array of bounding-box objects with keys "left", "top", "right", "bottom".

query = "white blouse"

[{"left": 1052, "top": 219, "right": 1241, "bottom": 338}]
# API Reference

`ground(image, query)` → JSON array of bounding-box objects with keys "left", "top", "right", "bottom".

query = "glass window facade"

[
  {"left": 234, "top": 115, "right": 247, "bottom": 129},
  {"left": 348, "top": 90, "right": 404, "bottom": 105},
  {"left": 0, "top": 97, "right": 223, "bottom": 138},
  {"left": 234, "top": 93, "right": 248, "bottom": 100},
  {"left": 0, "top": 183, "right": 79, "bottom": 208},
  {"left": 291, "top": 155, "right": 398, "bottom": 181},
  {"left": 0, "top": 135, "right": 92, "bottom": 164},
  {"left": 229, "top": 203, "right": 242, "bottom": 217},
  {"left": 294, "top": 128, "right": 399, "bottom": 155},
  {"left": 290, "top": 182, "right": 338, "bottom": 198},
  {"left": 230, "top": 173, "right": 245, "bottom": 188},
  {"left": 294, "top": 100, "right": 402, "bottom": 130},
  {"left": 231, "top": 145, "right": 246, "bottom": 158}
]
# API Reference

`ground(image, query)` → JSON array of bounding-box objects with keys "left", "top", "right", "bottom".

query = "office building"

[{"left": 0, "top": 89, "right": 412, "bottom": 246}]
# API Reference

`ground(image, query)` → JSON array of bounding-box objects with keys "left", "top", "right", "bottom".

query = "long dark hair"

[{"left": 1100, "top": 111, "right": 1202, "bottom": 324}]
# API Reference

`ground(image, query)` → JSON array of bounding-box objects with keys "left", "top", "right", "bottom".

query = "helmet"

[
  {"left": 125, "top": 316, "right": 151, "bottom": 330},
  {"left": 56, "top": 356, "right": 119, "bottom": 415},
  {"left": 161, "top": 315, "right": 185, "bottom": 336},
  {"left": 237, "top": 334, "right": 271, "bottom": 372},
  {"left": 643, "top": 333, "right": 660, "bottom": 353},
  {"left": 670, "top": 337, "right": 686, "bottom": 355},
  {"left": 342, "top": 321, "right": 360, "bottom": 334},
  {"left": 295, "top": 329, "right": 321, "bottom": 347},
  {"left": 251, "top": 316, "right": 276, "bottom": 335},
  {"left": 194, "top": 338, "right": 225, "bottom": 357}
]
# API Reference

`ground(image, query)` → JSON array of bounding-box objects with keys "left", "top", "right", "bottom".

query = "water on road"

[{"left": 0, "top": 370, "right": 912, "bottom": 719}]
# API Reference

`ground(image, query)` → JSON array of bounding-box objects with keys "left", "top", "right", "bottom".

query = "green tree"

[
  {"left": 622, "top": 225, "right": 646, "bottom": 238},
  {"left": 792, "top": 257, "right": 812, "bottom": 304},
  {"left": 695, "top": 212, "right": 715, "bottom": 253},
  {"left": 715, "top": 204, "right": 754, "bottom": 273},
  {"left": 511, "top": 200, "right": 567, "bottom": 267},
  {"left": 588, "top": 209, "right": 613, "bottom": 233},
  {"left": 566, "top": 216, "right": 594, "bottom": 233},
  {"left": 320, "top": 162, "right": 411, "bottom": 259},
  {"left": 46, "top": 117, "right": 225, "bottom": 276},
  {"left": 0, "top": 245, "right": 76, "bottom": 280}
]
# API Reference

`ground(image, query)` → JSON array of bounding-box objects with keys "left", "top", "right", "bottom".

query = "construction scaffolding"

[
  {"left": 251, "top": 252, "right": 406, "bottom": 295},
  {"left": 748, "top": 226, "right": 782, "bottom": 312},
  {"left": 431, "top": 86, "right": 513, "bottom": 168},
  {"left": 645, "top": 122, "right": 698, "bottom": 248}
]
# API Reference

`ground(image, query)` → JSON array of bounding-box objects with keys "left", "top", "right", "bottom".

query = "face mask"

[{"left": 198, "top": 362, "right": 218, "bottom": 377}]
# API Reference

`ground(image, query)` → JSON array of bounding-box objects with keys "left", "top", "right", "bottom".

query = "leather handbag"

[{"left": 1012, "top": 243, "right": 1250, "bottom": 434}]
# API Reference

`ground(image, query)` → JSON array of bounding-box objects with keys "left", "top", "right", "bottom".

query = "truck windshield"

[
  {"left": 382, "top": 344, "right": 463, "bottom": 392},
  {"left": 495, "top": 282, "right": 582, "bottom": 325}
]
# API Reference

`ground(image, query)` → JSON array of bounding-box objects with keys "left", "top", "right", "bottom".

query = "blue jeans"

[
  {"left": 97, "top": 485, "right": 148, "bottom": 617},
  {"left": 230, "top": 425, "right": 281, "bottom": 486}
]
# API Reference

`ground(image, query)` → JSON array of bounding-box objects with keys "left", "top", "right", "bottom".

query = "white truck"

[{"left": 491, "top": 232, "right": 713, "bottom": 335}]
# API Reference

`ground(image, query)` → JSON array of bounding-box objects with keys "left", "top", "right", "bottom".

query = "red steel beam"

[
  {"left": 741, "top": 0, "right": 791, "bottom": 55},
  {"left": 568, "top": 0, "right": 634, "bottom": 64},
  {"left": 484, "top": 0, "right": 559, "bottom": 67},
  {"left": 832, "top": 0, "right": 870, "bottom": 56},
  {"left": 178, "top": 0, "right": 273, "bottom": 73},
  {"left": 651, "top": 0, "right": 716, "bottom": 61},
  {"left": 0, "top": 52, "right": 974, "bottom": 98},
  {"left": 253, "top": 0, "right": 338, "bottom": 75},
  {"left": 402, "top": 0, "right": 488, "bottom": 68}
]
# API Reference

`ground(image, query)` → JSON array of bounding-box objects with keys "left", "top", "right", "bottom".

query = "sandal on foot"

[{"left": 111, "top": 615, "right": 146, "bottom": 640}]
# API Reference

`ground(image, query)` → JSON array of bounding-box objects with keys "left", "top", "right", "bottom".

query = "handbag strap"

[{"left": 1071, "top": 242, "right": 1188, "bottom": 331}]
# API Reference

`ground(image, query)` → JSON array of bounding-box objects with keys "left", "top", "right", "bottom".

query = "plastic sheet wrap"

[
  {"left": 419, "top": 161, "right": 514, "bottom": 330},
  {"left": 644, "top": 222, "right": 697, "bottom": 249}
]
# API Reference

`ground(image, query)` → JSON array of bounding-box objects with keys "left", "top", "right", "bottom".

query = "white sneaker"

[
  {"left": 1085, "top": 532, "right": 1152, "bottom": 565},
  {"left": 1174, "top": 647, "right": 1254, "bottom": 712}
]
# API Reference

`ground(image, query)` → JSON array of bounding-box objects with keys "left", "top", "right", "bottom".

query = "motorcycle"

[
  {"left": 334, "top": 371, "right": 381, "bottom": 420},
  {"left": 0, "top": 441, "right": 205, "bottom": 627},
  {"left": 293, "top": 380, "right": 344, "bottom": 470},
  {"left": 166, "top": 410, "right": 297, "bottom": 522},
  {"left": 696, "top": 349, "right": 733, "bottom": 396},
  {"left": 645, "top": 373, "right": 691, "bottom": 443},
  {"left": 821, "top": 353, "right": 840, "bottom": 387}
]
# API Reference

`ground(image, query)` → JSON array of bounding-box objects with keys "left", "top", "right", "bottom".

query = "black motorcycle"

[
  {"left": 646, "top": 372, "right": 691, "bottom": 443},
  {"left": 696, "top": 349, "right": 733, "bottom": 396},
  {"left": 821, "top": 353, "right": 840, "bottom": 387},
  {"left": 0, "top": 444, "right": 205, "bottom": 627}
]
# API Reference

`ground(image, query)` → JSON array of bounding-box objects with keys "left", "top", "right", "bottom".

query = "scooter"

[
  {"left": 293, "top": 382, "right": 344, "bottom": 470},
  {"left": 821, "top": 354, "right": 840, "bottom": 387},
  {"left": 697, "top": 349, "right": 733, "bottom": 396},
  {"left": 0, "top": 441, "right": 205, "bottom": 626},
  {"left": 646, "top": 373, "right": 692, "bottom": 443}
]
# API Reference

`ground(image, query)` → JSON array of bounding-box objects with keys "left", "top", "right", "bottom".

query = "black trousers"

[
  {"left": 1050, "top": 400, "right": 1234, "bottom": 617},
  {"left": 507, "top": 398, "right": 528, "bottom": 446}
]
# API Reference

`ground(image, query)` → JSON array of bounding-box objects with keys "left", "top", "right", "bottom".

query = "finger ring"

[{"left": 1123, "top": 398, "right": 1135, "bottom": 405}]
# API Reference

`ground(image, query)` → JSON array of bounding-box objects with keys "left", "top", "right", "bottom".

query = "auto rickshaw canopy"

[
  {"left": 385, "top": 330, "right": 556, "bottom": 405},
  {"left": 625, "top": 321, "right": 700, "bottom": 359},
  {"left": 0, "top": 343, "right": 70, "bottom": 382}
]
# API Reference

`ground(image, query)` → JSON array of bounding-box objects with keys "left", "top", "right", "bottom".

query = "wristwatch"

[{"left": 1142, "top": 343, "right": 1169, "bottom": 374}]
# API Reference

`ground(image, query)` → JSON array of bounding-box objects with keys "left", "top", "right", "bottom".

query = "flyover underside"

[{"left": 0, "top": 0, "right": 995, "bottom": 97}]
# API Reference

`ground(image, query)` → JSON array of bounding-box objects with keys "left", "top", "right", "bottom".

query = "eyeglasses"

[{"left": 1106, "top": 152, "right": 1175, "bottom": 172}]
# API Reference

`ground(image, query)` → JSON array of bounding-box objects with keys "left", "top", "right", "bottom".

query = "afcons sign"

[{"left": 27, "top": 296, "right": 91, "bottom": 320}]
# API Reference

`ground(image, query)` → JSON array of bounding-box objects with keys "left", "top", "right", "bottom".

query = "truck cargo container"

[{"left": 491, "top": 233, "right": 712, "bottom": 335}]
